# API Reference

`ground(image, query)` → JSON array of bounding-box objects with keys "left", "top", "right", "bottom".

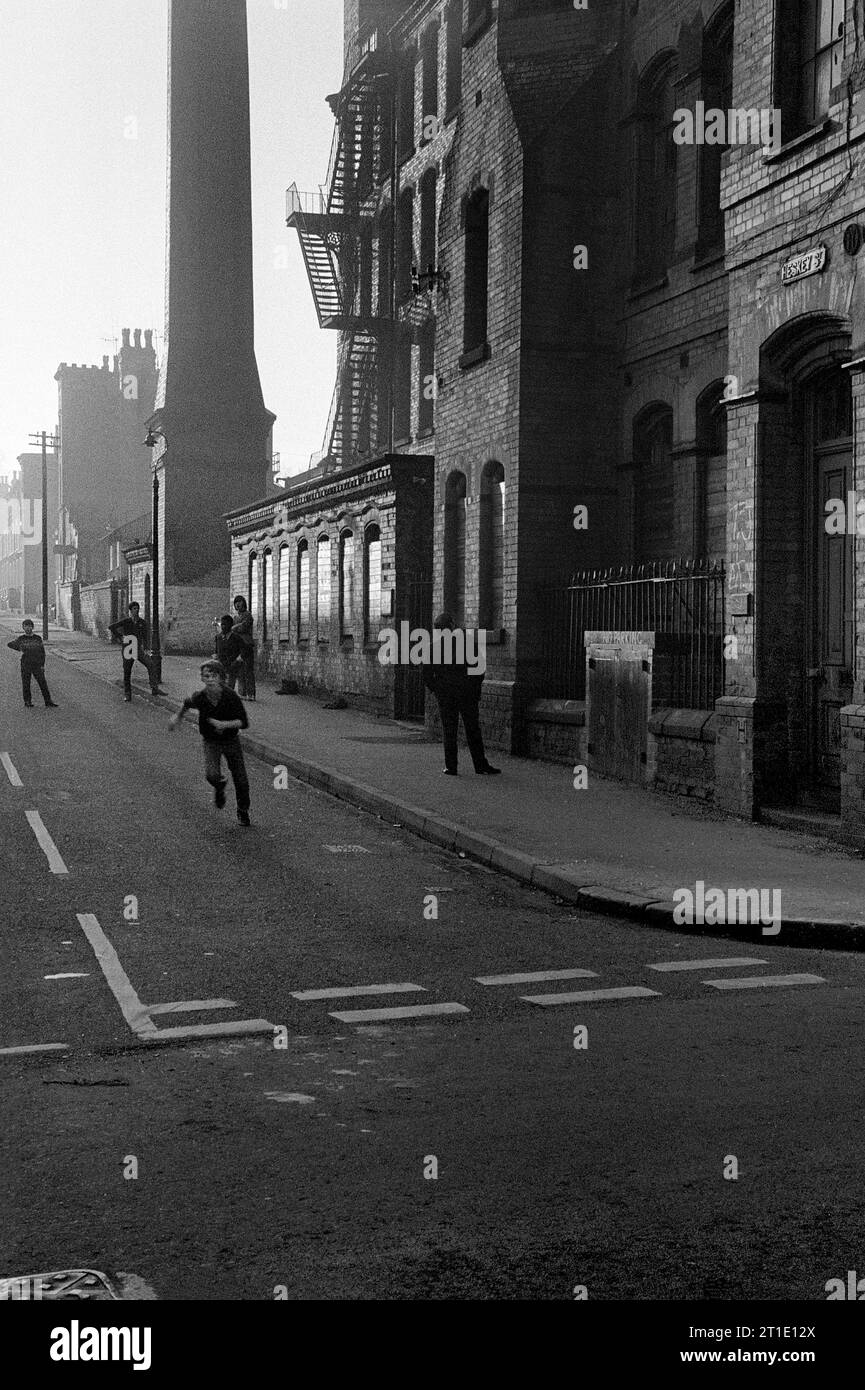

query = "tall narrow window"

[
  {"left": 297, "top": 541, "right": 310, "bottom": 640},
  {"left": 696, "top": 382, "right": 728, "bottom": 562},
  {"left": 634, "top": 59, "right": 677, "bottom": 282},
  {"left": 418, "top": 325, "right": 435, "bottom": 435},
  {"left": 262, "top": 549, "right": 274, "bottom": 643},
  {"left": 445, "top": 1, "right": 462, "bottom": 117},
  {"left": 317, "top": 535, "right": 331, "bottom": 638},
  {"left": 419, "top": 167, "right": 437, "bottom": 277},
  {"left": 377, "top": 209, "right": 393, "bottom": 317},
  {"left": 394, "top": 333, "right": 413, "bottom": 443},
  {"left": 463, "top": 187, "right": 489, "bottom": 353},
  {"left": 776, "top": 0, "right": 844, "bottom": 137},
  {"left": 395, "top": 187, "right": 414, "bottom": 304},
  {"left": 249, "top": 552, "right": 259, "bottom": 625},
  {"left": 420, "top": 23, "right": 439, "bottom": 141},
  {"left": 365, "top": 524, "right": 382, "bottom": 643},
  {"left": 444, "top": 471, "right": 467, "bottom": 623},
  {"left": 479, "top": 461, "right": 505, "bottom": 630},
  {"left": 397, "top": 51, "right": 416, "bottom": 162},
  {"left": 633, "top": 406, "right": 674, "bottom": 564},
  {"left": 696, "top": 5, "right": 733, "bottom": 257},
  {"left": 279, "top": 544, "right": 290, "bottom": 640},
  {"left": 340, "top": 530, "right": 356, "bottom": 638}
]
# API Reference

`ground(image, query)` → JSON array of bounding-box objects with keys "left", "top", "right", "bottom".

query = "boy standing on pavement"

[
  {"left": 213, "top": 615, "right": 243, "bottom": 691},
  {"left": 108, "top": 601, "right": 152, "bottom": 702},
  {"left": 7, "top": 619, "right": 58, "bottom": 709},
  {"left": 168, "top": 660, "right": 251, "bottom": 825}
]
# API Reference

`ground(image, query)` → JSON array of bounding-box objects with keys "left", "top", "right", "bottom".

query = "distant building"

[{"left": 0, "top": 450, "right": 59, "bottom": 615}]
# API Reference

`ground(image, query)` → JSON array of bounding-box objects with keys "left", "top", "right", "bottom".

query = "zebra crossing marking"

[
  {"left": 292, "top": 983, "right": 425, "bottom": 1001},
  {"left": 475, "top": 968, "right": 598, "bottom": 986},
  {"left": 521, "top": 986, "right": 661, "bottom": 1006},
  {"left": 703, "top": 973, "right": 825, "bottom": 992},
  {"left": 329, "top": 1002, "right": 470, "bottom": 1024},
  {"left": 648, "top": 957, "right": 768, "bottom": 972}
]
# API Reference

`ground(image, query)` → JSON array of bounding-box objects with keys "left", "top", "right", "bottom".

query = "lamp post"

[
  {"left": 142, "top": 427, "right": 165, "bottom": 693},
  {"left": 27, "top": 431, "right": 58, "bottom": 641}
]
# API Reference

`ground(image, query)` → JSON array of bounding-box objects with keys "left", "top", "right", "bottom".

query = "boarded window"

[
  {"left": 365, "top": 525, "right": 382, "bottom": 643},
  {"left": 463, "top": 188, "right": 489, "bottom": 351},
  {"left": 340, "top": 531, "right": 356, "bottom": 637},
  {"left": 279, "top": 544, "right": 290, "bottom": 640}
]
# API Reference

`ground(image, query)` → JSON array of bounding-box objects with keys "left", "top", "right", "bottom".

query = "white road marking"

[
  {"left": 329, "top": 1002, "right": 470, "bottom": 1023},
  {"left": 76, "top": 914, "right": 157, "bottom": 1038},
  {"left": 44, "top": 973, "right": 89, "bottom": 980},
  {"left": 25, "top": 810, "right": 68, "bottom": 875},
  {"left": 323, "top": 844, "right": 370, "bottom": 853},
  {"left": 475, "top": 968, "right": 598, "bottom": 986},
  {"left": 522, "top": 986, "right": 661, "bottom": 1006},
  {"left": 704, "top": 973, "right": 825, "bottom": 991},
  {"left": 1, "top": 753, "right": 23, "bottom": 787},
  {"left": 146, "top": 1019, "right": 275, "bottom": 1040},
  {"left": 265, "top": 1092, "right": 316, "bottom": 1104},
  {"left": 0, "top": 1042, "right": 69, "bottom": 1056},
  {"left": 292, "top": 982, "right": 425, "bottom": 1001},
  {"left": 648, "top": 957, "right": 768, "bottom": 972},
  {"left": 146, "top": 999, "right": 237, "bottom": 1015}
]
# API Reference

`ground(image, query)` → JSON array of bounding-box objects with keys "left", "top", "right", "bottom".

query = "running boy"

[
  {"left": 168, "top": 660, "right": 251, "bottom": 825},
  {"left": 7, "top": 619, "right": 58, "bottom": 708}
]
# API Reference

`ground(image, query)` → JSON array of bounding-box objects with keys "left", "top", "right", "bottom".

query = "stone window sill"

[
  {"left": 459, "top": 342, "right": 491, "bottom": 370},
  {"left": 417, "top": 425, "right": 435, "bottom": 440},
  {"left": 393, "top": 432, "right": 413, "bottom": 448},
  {"left": 763, "top": 116, "right": 834, "bottom": 163}
]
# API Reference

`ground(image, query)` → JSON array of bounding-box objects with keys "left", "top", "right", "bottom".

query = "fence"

[{"left": 538, "top": 559, "right": 726, "bottom": 709}]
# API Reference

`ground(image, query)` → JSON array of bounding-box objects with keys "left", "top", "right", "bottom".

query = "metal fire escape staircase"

[{"left": 286, "top": 27, "right": 393, "bottom": 469}]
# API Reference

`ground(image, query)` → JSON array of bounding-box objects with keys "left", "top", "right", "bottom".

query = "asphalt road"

[{"left": 2, "top": 646, "right": 865, "bottom": 1300}]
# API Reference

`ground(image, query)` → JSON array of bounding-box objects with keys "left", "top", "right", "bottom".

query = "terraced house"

[{"left": 229, "top": 0, "right": 865, "bottom": 844}]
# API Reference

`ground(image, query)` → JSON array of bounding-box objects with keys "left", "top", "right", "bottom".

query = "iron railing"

[{"left": 539, "top": 558, "right": 726, "bottom": 708}]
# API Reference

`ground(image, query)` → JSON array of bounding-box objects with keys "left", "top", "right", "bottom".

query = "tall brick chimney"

[{"left": 149, "top": 0, "right": 275, "bottom": 651}]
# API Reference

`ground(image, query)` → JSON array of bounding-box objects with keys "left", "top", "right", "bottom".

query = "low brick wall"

[
  {"left": 649, "top": 708, "right": 716, "bottom": 801},
  {"left": 840, "top": 703, "right": 865, "bottom": 846},
  {"left": 524, "top": 698, "right": 586, "bottom": 765},
  {"left": 163, "top": 586, "right": 229, "bottom": 655},
  {"left": 79, "top": 581, "right": 119, "bottom": 641},
  {"left": 257, "top": 639, "right": 395, "bottom": 717},
  {"left": 425, "top": 679, "right": 515, "bottom": 753}
]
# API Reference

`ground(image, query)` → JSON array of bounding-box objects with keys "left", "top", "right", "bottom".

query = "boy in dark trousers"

[
  {"left": 109, "top": 601, "right": 152, "bottom": 701},
  {"left": 168, "top": 659, "right": 251, "bottom": 825},
  {"left": 213, "top": 615, "right": 243, "bottom": 691},
  {"left": 7, "top": 619, "right": 58, "bottom": 709}
]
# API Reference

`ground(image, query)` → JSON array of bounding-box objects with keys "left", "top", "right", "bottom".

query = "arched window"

[
  {"left": 479, "top": 461, "right": 505, "bottom": 629},
  {"left": 278, "top": 543, "right": 290, "bottom": 640},
  {"left": 634, "top": 59, "right": 677, "bottom": 281},
  {"left": 420, "top": 23, "right": 439, "bottom": 140},
  {"left": 262, "top": 549, "right": 274, "bottom": 642},
  {"left": 463, "top": 187, "right": 489, "bottom": 353},
  {"left": 418, "top": 324, "right": 435, "bottom": 436},
  {"left": 696, "top": 382, "right": 729, "bottom": 562},
  {"left": 696, "top": 5, "right": 734, "bottom": 256},
  {"left": 297, "top": 540, "right": 310, "bottom": 640},
  {"left": 445, "top": 1, "right": 462, "bottom": 118},
  {"left": 776, "top": 0, "right": 844, "bottom": 138},
  {"left": 633, "top": 406, "right": 674, "bottom": 563},
  {"left": 340, "top": 529, "right": 355, "bottom": 638},
  {"left": 365, "top": 524, "right": 382, "bottom": 643},
  {"left": 444, "top": 471, "right": 467, "bottom": 623},
  {"left": 396, "top": 186, "right": 415, "bottom": 305},
  {"left": 317, "top": 535, "right": 331, "bottom": 638},
  {"left": 249, "top": 552, "right": 259, "bottom": 624}
]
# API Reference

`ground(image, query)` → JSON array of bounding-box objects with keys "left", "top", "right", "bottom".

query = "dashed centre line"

[
  {"left": 522, "top": 986, "right": 661, "bottom": 1006},
  {"left": 25, "top": 810, "right": 68, "bottom": 875},
  {"left": 648, "top": 957, "right": 769, "bottom": 972},
  {"left": 1, "top": 753, "right": 23, "bottom": 787},
  {"left": 292, "top": 983, "right": 425, "bottom": 1001},
  {"left": 475, "top": 968, "right": 598, "bottom": 986},
  {"left": 704, "top": 973, "right": 825, "bottom": 991}
]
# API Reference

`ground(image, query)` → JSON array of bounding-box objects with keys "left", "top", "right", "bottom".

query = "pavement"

[{"left": 4, "top": 614, "right": 864, "bottom": 946}]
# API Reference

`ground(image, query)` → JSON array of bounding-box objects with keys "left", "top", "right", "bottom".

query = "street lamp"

[{"left": 142, "top": 426, "right": 166, "bottom": 693}]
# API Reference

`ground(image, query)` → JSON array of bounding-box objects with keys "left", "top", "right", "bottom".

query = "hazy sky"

[{"left": 0, "top": 0, "right": 343, "bottom": 483}]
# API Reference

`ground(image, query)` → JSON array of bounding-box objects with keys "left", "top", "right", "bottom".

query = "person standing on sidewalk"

[
  {"left": 109, "top": 602, "right": 152, "bottom": 702},
  {"left": 213, "top": 615, "right": 244, "bottom": 691},
  {"left": 168, "top": 659, "right": 252, "bottom": 825},
  {"left": 231, "top": 595, "right": 256, "bottom": 700},
  {"left": 7, "top": 619, "right": 58, "bottom": 708},
  {"left": 422, "top": 611, "right": 500, "bottom": 776}
]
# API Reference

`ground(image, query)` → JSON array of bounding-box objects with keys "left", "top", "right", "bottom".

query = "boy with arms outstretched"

[{"left": 168, "top": 660, "right": 251, "bottom": 825}]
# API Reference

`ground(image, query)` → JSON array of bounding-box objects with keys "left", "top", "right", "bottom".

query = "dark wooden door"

[{"left": 811, "top": 449, "right": 853, "bottom": 790}]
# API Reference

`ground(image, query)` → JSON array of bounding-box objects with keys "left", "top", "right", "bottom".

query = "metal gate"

[{"left": 394, "top": 572, "right": 432, "bottom": 720}]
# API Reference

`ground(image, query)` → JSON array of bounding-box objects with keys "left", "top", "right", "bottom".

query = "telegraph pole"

[{"left": 28, "top": 430, "right": 58, "bottom": 641}]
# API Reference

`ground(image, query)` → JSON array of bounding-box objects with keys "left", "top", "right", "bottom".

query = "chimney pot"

[{"left": 122, "top": 328, "right": 131, "bottom": 347}]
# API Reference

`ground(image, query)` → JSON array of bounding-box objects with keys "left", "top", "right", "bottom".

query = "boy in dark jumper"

[
  {"left": 7, "top": 620, "right": 58, "bottom": 709},
  {"left": 168, "top": 660, "right": 251, "bottom": 825}
]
